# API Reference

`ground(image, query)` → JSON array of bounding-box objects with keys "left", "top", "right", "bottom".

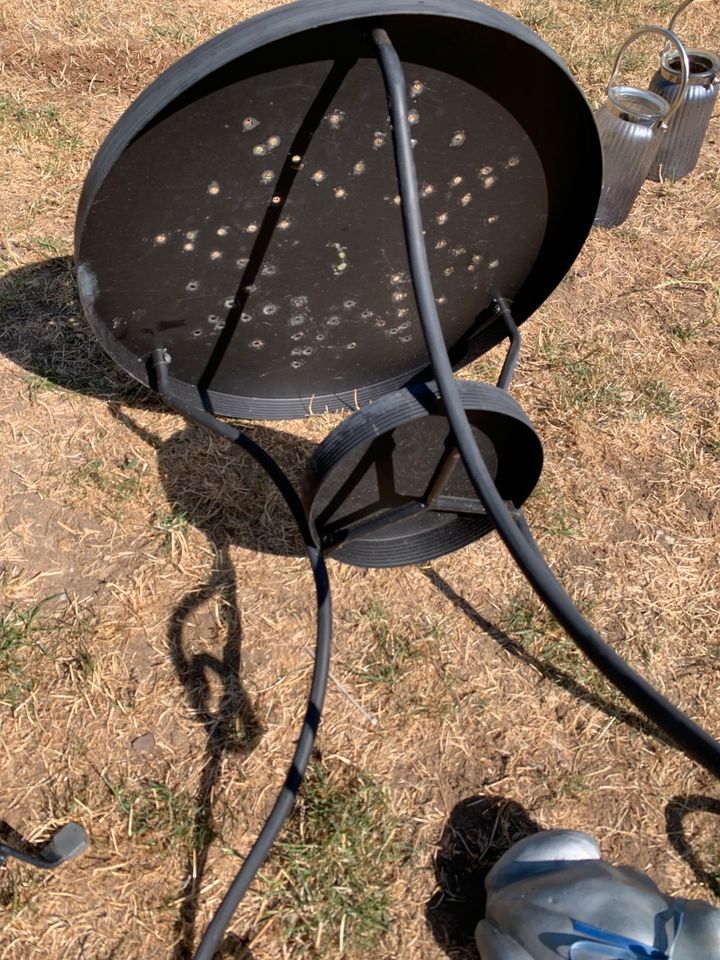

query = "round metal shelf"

[{"left": 303, "top": 381, "right": 543, "bottom": 567}]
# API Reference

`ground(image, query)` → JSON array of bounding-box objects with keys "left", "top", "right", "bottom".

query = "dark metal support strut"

[{"left": 495, "top": 297, "right": 522, "bottom": 391}]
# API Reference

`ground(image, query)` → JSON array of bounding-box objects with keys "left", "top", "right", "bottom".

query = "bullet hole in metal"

[{"left": 326, "top": 110, "right": 346, "bottom": 128}]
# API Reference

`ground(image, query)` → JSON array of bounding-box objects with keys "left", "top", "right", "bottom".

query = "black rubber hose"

[
  {"left": 149, "top": 351, "right": 333, "bottom": 960},
  {"left": 371, "top": 27, "right": 720, "bottom": 777}
]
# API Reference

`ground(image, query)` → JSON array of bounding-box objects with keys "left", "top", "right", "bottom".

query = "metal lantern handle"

[
  {"left": 669, "top": 0, "right": 711, "bottom": 35},
  {"left": 608, "top": 25, "right": 690, "bottom": 124}
]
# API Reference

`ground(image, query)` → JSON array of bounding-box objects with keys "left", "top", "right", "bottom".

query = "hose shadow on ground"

[
  {"left": 422, "top": 567, "right": 672, "bottom": 744},
  {"left": 665, "top": 794, "right": 720, "bottom": 898}
]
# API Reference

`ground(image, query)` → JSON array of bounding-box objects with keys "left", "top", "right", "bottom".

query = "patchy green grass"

[
  {"left": 500, "top": 596, "right": 621, "bottom": 703},
  {"left": 350, "top": 601, "right": 434, "bottom": 687},
  {"left": 640, "top": 379, "right": 680, "bottom": 419},
  {"left": 105, "top": 779, "right": 204, "bottom": 850},
  {"left": 153, "top": 508, "right": 189, "bottom": 556},
  {"left": 0, "top": 597, "right": 62, "bottom": 708},
  {"left": 259, "top": 761, "right": 411, "bottom": 957}
]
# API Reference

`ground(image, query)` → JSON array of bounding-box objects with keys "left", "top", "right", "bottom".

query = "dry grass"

[{"left": 1, "top": 0, "right": 719, "bottom": 958}]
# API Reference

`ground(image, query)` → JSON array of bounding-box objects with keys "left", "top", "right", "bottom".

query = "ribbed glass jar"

[
  {"left": 648, "top": 48, "right": 720, "bottom": 181},
  {"left": 594, "top": 87, "right": 669, "bottom": 228}
]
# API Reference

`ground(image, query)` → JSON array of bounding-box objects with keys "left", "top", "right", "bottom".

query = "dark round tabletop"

[{"left": 75, "top": 0, "right": 601, "bottom": 419}]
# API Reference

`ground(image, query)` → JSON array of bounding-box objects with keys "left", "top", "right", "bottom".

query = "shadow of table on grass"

[
  {"left": 0, "top": 256, "right": 155, "bottom": 405},
  {"left": 112, "top": 408, "right": 316, "bottom": 959},
  {"left": 0, "top": 255, "right": 319, "bottom": 957},
  {"left": 425, "top": 794, "right": 540, "bottom": 959}
]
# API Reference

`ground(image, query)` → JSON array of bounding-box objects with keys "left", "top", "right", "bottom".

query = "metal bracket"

[
  {"left": 0, "top": 823, "right": 89, "bottom": 871},
  {"left": 494, "top": 297, "right": 522, "bottom": 392}
]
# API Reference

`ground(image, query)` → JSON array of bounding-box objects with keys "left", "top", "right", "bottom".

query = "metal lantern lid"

[
  {"left": 659, "top": 47, "right": 720, "bottom": 84},
  {"left": 607, "top": 86, "right": 670, "bottom": 123}
]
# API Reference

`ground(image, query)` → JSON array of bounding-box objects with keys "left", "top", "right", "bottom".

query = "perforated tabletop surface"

[{"left": 75, "top": 0, "right": 601, "bottom": 419}]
